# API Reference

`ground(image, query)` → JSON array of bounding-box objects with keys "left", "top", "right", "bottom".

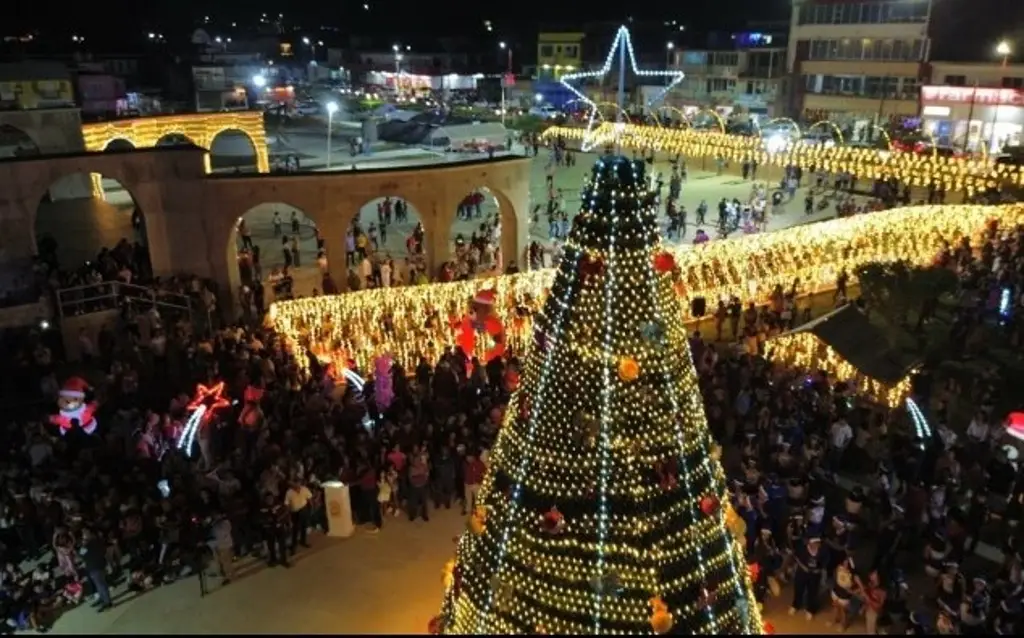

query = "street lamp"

[
  {"left": 326, "top": 102, "right": 339, "bottom": 169},
  {"left": 997, "top": 40, "right": 1012, "bottom": 67},
  {"left": 499, "top": 41, "right": 513, "bottom": 127},
  {"left": 252, "top": 74, "right": 267, "bottom": 88},
  {"left": 666, "top": 42, "right": 675, "bottom": 87}
]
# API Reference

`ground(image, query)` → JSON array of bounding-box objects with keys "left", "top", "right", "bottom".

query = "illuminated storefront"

[{"left": 919, "top": 85, "right": 1024, "bottom": 152}]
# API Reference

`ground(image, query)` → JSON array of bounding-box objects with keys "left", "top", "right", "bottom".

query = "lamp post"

[
  {"left": 499, "top": 41, "right": 512, "bottom": 126},
  {"left": 666, "top": 42, "right": 675, "bottom": 87},
  {"left": 326, "top": 102, "right": 338, "bottom": 169},
  {"left": 997, "top": 40, "right": 1012, "bottom": 67},
  {"left": 303, "top": 37, "right": 319, "bottom": 61}
]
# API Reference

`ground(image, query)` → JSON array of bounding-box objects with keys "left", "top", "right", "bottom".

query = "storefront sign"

[
  {"left": 922, "top": 105, "right": 951, "bottom": 117},
  {"left": 921, "top": 85, "right": 1024, "bottom": 106}
]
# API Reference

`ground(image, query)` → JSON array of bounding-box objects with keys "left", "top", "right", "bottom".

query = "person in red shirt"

[{"left": 462, "top": 453, "right": 486, "bottom": 515}]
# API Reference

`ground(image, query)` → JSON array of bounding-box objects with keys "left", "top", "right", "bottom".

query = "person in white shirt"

[
  {"left": 966, "top": 414, "right": 990, "bottom": 448},
  {"left": 358, "top": 257, "right": 372, "bottom": 287},
  {"left": 284, "top": 480, "right": 313, "bottom": 554},
  {"left": 827, "top": 418, "right": 853, "bottom": 479},
  {"left": 380, "top": 260, "right": 392, "bottom": 288}
]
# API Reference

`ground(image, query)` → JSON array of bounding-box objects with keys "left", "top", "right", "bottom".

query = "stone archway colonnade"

[{"left": 0, "top": 146, "right": 530, "bottom": 316}]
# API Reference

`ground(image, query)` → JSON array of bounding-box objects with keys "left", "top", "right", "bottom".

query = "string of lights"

[
  {"left": 269, "top": 204, "right": 1024, "bottom": 376},
  {"left": 541, "top": 123, "right": 1023, "bottom": 196}
]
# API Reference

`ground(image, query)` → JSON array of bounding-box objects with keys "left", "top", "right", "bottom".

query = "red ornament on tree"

[
  {"left": 748, "top": 562, "right": 760, "bottom": 583},
  {"left": 579, "top": 254, "right": 606, "bottom": 283},
  {"left": 763, "top": 621, "right": 776, "bottom": 635},
  {"left": 427, "top": 616, "right": 444, "bottom": 634},
  {"left": 700, "top": 494, "right": 720, "bottom": 516},
  {"left": 541, "top": 506, "right": 566, "bottom": 534},
  {"left": 653, "top": 251, "right": 676, "bottom": 274}
]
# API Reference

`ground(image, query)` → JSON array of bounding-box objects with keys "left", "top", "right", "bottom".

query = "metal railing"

[{"left": 56, "top": 280, "right": 194, "bottom": 321}]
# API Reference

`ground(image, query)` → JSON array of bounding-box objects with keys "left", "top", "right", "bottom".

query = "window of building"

[
  {"left": 1002, "top": 77, "right": 1024, "bottom": 89},
  {"left": 798, "top": 1, "right": 929, "bottom": 26},
  {"left": 901, "top": 77, "right": 919, "bottom": 98},
  {"left": 706, "top": 78, "right": 736, "bottom": 93},
  {"left": 944, "top": 74, "right": 966, "bottom": 86},
  {"left": 563, "top": 45, "right": 578, "bottom": 58},
  {"left": 540, "top": 45, "right": 553, "bottom": 58}
]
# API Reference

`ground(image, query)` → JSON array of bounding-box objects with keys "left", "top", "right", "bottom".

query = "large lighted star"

[{"left": 560, "top": 26, "right": 684, "bottom": 151}]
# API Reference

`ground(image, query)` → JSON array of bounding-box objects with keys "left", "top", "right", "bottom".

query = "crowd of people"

[{"left": 6, "top": 129, "right": 1024, "bottom": 635}]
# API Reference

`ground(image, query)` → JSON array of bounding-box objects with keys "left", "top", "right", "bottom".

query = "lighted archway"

[
  {"left": 650, "top": 105, "right": 690, "bottom": 129},
  {"left": 209, "top": 128, "right": 260, "bottom": 173},
  {"left": 353, "top": 196, "right": 427, "bottom": 286},
  {"left": 808, "top": 120, "right": 845, "bottom": 145},
  {"left": 596, "top": 101, "right": 632, "bottom": 124},
  {"left": 229, "top": 202, "right": 324, "bottom": 310},
  {"left": 691, "top": 108, "right": 726, "bottom": 133},
  {"left": 155, "top": 132, "right": 194, "bottom": 147},
  {"left": 35, "top": 172, "right": 148, "bottom": 275},
  {"left": 447, "top": 186, "right": 508, "bottom": 279},
  {"left": 0, "top": 124, "right": 41, "bottom": 158},
  {"left": 763, "top": 117, "right": 801, "bottom": 138}
]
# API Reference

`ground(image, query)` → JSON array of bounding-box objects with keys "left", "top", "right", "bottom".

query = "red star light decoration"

[
  {"left": 178, "top": 381, "right": 232, "bottom": 455},
  {"left": 187, "top": 381, "right": 232, "bottom": 413},
  {"left": 559, "top": 26, "right": 684, "bottom": 151}
]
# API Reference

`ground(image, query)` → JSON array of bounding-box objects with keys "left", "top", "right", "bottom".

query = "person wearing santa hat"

[{"left": 49, "top": 377, "right": 98, "bottom": 436}]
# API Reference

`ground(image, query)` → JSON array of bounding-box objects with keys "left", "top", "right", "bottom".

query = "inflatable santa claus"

[
  {"left": 50, "top": 377, "right": 98, "bottom": 436},
  {"left": 457, "top": 288, "right": 506, "bottom": 373}
]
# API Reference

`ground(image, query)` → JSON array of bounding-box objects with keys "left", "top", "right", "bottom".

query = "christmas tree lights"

[{"left": 434, "top": 156, "right": 762, "bottom": 634}]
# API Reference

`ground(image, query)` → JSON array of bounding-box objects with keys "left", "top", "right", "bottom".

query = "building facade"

[
  {"left": 786, "top": 0, "right": 931, "bottom": 137},
  {"left": 671, "top": 47, "right": 787, "bottom": 118},
  {"left": 0, "top": 62, "right": 76, "bottom": 110},
  {"left": 920, "top": 61, "right": 1024, "bottom": 152},
  {"left": 536, "top": 33, "right": 584, "bottom": 81}
]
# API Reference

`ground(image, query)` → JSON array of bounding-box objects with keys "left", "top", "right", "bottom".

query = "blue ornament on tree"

[{"left": 640, "top": 320, "right": 666, "bottom": 345}]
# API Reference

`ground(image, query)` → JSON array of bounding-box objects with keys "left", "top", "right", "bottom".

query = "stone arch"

[
  {"left": 0, "top": 123, "right": 41, "bottom": 158},
  {"left": 228, "top": 201, "right": 325, "bottom": 309},
  {"left": 435, "top": 178, "right": 523, "bottom": 276},
  {"left": 155, "top": 132, "right": 195, "bottom": 147},
  {"left": 207, "top": 128, "right": 261, "bottom": 174},
  {"left": 103, "top": 137, "right": 136, "bottom": 151},
  {"left": 351, "top": 194, "right": 429, "bottom": 285},
  {"left": 33, "top": 170, "right": 149, "bottom": 272}
]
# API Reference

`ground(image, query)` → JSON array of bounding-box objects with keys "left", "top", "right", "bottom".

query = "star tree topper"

[{"left": 559, "top": 26, "right": 684, "bottom": 152}]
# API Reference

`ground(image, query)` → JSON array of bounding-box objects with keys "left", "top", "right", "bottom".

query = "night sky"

[{"left": 5, "top": 0, "right": 1023, "bottom": 61}]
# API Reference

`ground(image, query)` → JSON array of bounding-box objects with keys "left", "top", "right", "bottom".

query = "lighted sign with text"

[{"left": 921, "top": 85, "right": 1024, "bottom": 106}]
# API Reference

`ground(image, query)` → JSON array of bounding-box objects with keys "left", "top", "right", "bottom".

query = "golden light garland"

[
  {"left": 81, "top": 112, "right": 270, "bottom": 173},
  {"left": 541, "top": 123, "right": 1023, "bottom": 196},
  {"left": 269, "top": 204, "right": 1024, "bottom": 375},
  {"left": 764, "top": 332, "right": 914, "bottom": 409}
]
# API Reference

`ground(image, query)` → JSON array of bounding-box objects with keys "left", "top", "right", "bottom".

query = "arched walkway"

[
  {"left": 352, "top": 195, "right": 427, "bottom": 285},
  {"left": 209, "top": 128, "right": 260, "bottom": 173},
  {"left": 0, "top": 124, "right": 40, "bottom": 158},
  {"left": 229, "top": 202, "right": 324, "bottom": 313},
  {"left": 35, "top": 172, "right": 148, "bottom": 273},
  {"left": 446, "top": 186, "right": 506, "bottom": 278}
]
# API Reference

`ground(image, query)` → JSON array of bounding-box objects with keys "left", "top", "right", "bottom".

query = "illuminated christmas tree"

[{"left": 434, "top": 156, "right": 763, "bottom": 635}]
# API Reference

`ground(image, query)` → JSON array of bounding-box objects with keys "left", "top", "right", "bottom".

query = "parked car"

[{"left": 528, "top": 104, "right": 561, "bottom": 119}]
